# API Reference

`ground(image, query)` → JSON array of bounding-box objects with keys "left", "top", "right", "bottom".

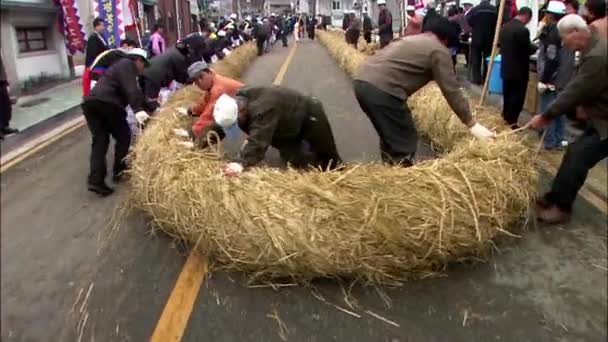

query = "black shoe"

[
  {"left": 88, "top": 183, "right": 114, "bottom": 196},
  {"left": 2, "top": 127, "right": 19, "bottom": 135}
]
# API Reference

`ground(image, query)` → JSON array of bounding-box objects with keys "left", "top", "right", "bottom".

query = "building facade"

[{"left": 0, "top": 0, "right": 71, "bottom": 88}]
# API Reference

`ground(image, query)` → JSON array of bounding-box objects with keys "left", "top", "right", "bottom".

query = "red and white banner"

[{"left": 57, "top": 0, "right": 87, "bottom": 54}]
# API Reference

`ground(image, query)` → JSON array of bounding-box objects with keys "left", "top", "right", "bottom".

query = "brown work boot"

[{"left": 537, "top": 205, "right": 571, "bottom": 224}]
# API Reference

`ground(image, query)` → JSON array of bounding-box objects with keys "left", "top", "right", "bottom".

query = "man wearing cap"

[
  {"left": 404, "top": 5, "right": 423, "bottom": 36},
  {"left": 82, "top": 48, "right": 154, "bottom": 196},
  {"left": 181, "top": 61, "right": 243, "bottom": 145},
  {"left": 537, "top": 1, "right": 571, "bottom": 149},
  {"left": 377, "top": 0, "right": 394, "bottom": 48},
  {"left": 177, "top": 87, "right": 342, "bottom": 176},
  {"left": 354, "top": 17, "right": 496, "bottom": 166}
]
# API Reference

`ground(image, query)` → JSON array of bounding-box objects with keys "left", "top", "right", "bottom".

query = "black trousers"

[
  {"left": 0, "top": 83, "right": 12, "bottom": 129},
  {"left": 379, "top": 34, "right": 392, "bottom": 48},
  {"left": 363, "top": 31, "right": 372, "bottom": 44},
  {"left": 280, "top": 32, "right": 288, "bottom": 47},
  {"left": 277, "top": 99, "right": 342, "bottom": 170},
  {"left": 502, "top": 78, "right": 528, "bottom": 127},
  {"left": 256, "top": 35, "right": 267, "bottom": 56},
  {"left": 308, "top": 27, "right": 315, "bottom": 40},
  {"left": 82, "top": 100, "right": 131, "bottom": 185},
  {"left": 544, "top": 125, "right": 608, "bottom": 211},
  {"left": 353, "top": 80, "right": 417, "bottom": 165},
  {"left": 470, "top": 44, "right": 491, "bottom": 84}
]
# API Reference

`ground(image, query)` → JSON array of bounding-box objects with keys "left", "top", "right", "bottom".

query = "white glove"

[
  {"left": 469, "top": 123, "right": 496, "bottom": 140},
  {"left": 177, "top": 141, "right": 195, "bottom": 149},
  {"left": 173, "top": 128, "right": 190, "bottom": 138},
  {"left": 537, "top": 82, "right": 548, "bottom": 93},
  {"left": 176, "top": 107, "right": 189, "bottom": 117},
  {"left": 135, "top": 111, "right": 150, "bottom": 125},
  {"left": 223, "top": 162, "right": 244, "bottom": 177}
]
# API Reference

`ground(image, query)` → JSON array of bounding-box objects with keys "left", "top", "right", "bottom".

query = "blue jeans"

[{"left": 539, "top": 91, "right": 566, "bottom": 149}]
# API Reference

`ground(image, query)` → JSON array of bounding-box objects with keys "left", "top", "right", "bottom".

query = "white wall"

[{"left": 0, "top": 8, "right": 70, "bottom": 85}]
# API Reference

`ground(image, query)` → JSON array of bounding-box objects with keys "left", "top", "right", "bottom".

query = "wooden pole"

[{"left": 478, "top": 0, "right": 506, "bottom": 106}]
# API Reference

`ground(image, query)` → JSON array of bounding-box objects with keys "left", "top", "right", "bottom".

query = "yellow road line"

[
  {"left": 0, "top": 119, "right": 86, "bottom": 173},
  {"left": 272, "top": 42, "right": 298, "bottom": 85},
  {"left": 150, "top": 253, "right": 208, "bottom": 342},
  {"left": 150, "top": 43, "right": 299, "bottom": 342}
]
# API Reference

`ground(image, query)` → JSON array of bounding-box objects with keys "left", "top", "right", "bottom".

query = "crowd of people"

[{"left": 78, "top": 3, "right": 606, "bottom": 226}]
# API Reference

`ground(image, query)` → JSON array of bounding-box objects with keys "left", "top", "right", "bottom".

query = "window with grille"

[
  {"left": 332, "top": 1, "right": 341, "bottom": 10},
  {"left": 16, "top": 28, "right": 48, "bottom": 53}
]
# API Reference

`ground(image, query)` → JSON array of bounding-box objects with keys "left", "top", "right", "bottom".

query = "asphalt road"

[{"left": 1, "top": 38, "right": 606, "bottom": 342}]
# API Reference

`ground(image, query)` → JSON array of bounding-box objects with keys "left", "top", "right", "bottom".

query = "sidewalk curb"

[{"left": 1, "top": 105, "right": 84, "bottom": 172}]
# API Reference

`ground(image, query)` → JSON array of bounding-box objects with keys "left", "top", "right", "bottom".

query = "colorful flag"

[
  {"left": 56, "top": 0, "right": 87, "bottom": 54},
  {"left": 93, "top": 0, "right": 125, "bottom": 47}
]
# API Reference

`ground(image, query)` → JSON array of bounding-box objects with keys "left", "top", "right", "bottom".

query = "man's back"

[
  {"left": 356, "top": 34, "right": 450, "bottom": 100},
  {"left": 499, "top": 18, "right": 532, "bottom": 80},
  {"left": 467, "top": 1, "right": 497, "bottom": 48}
]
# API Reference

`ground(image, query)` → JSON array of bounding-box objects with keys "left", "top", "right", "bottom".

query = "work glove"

[
  {"left": 177, "top": 141, "right": 195, "bottom": 149},
  {"left": 469, "top": 123, "right": 496, "bottom": 140},
  {"left": 135, "top": 111, "right": 150, "bottom": 125},
  {"left": 173, "top": 128, "right": 190, "bottom": 138},
  {"left": 537, "top": 82, "right": 548, "bottom": 93},
  {"left": 223, "top": 162, "right": 244, "bottom": 177},
  {"left": 176, "top": 107, "right": 189, "bottom": 117}
]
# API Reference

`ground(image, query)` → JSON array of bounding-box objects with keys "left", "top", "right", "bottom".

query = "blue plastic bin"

[{"left": 486, "top": 54, "right": 502, "bottom": 94}]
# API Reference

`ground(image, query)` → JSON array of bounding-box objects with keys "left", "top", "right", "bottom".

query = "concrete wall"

[{"left": 0, "top": 8, "right": 70, "bottom": 87}]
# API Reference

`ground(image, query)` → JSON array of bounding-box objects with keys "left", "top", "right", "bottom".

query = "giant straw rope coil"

[{"left": 129, "top": 38, "right": 538, "bottom": 285}]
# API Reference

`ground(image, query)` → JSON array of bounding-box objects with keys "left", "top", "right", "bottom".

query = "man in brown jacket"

[
  {"left": 353, "top": 17, "right": 495, "bottom": 166},
  {"left": 529, "top": 14, "right": 607, "bottom": 224}
]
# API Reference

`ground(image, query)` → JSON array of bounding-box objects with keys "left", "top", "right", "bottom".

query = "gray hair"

[{"left": 557, "top": 14, "right": 589, "bottom": 34}]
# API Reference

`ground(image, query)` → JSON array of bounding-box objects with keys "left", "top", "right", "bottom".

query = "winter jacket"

[
  {"left": 235, "top": 86, "right": 315, "bottom": 167},
  {"left": 466, "top": 0, "right": 498, "bottom": 49},
  {"left": 85, "top": 33, "right": 108, "bottom": 67},
  {"left": 191, "top": 73, "right": 244, "bottom": 136},
  {"left": 538, "top": 23, "right": 575, "bottom": 90},
  {"left": 544, "top": 33, "right": 608, "bottom": 137},
  {"left": 378, "top": 8, "right": 393, "bottom": 36},
  {"left": 85, "top": 58, "right": 147, "bottom": 113},
  {"left": 141, "top": 47, "right": 190, "bottom": 98},
  {"left": 499, "top": 18, "right": 536, "bottom": 81}
]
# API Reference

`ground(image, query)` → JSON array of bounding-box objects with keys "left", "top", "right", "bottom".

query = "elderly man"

[
  {"left": 176, "top": 61, "right": 243, "bottom": 146},
  {"left": 354, "top": 17, "right": 495, "bottom": 166},
  {"left": 174, "top": 87, "right": 343, "bottom": 176},
  {"left": 377, "top": 0, "right": 393, "bottom": 48},
  {"left": 529, "top": 14, "right": 608, "bottom": 223}
]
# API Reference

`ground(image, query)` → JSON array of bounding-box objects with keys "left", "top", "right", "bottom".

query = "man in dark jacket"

[
  {"left": 363, "top": 12, "right": 373, "bottom": 43},
  {"left": 277, "top": 16, "right": 289, "bottom": 47},
  {"left": 499, "top": 7, "right": 535, "bottom": 128},
  {"left": 83, "top": 18, "right": 109, "bottom": 96},
  {"left": 140, "top": 45, "right": 195, "bottom": 99},
  {"left": 537, "top": 1, "right": 570, "bottom": 149},
  {"left": 205, "top": 86, "right": 343, "bottom": 176},
  {"left": 82, "top": 48, "right": 153, "bottom": 196},
  {"left": 377, "top": 0, "right": 393, "bottom": 48},
  {"left": 345, "top": 13, "right": 361, "bottom": 48},
  {"left": 0, "top": 56, "right": 18, "bottom": 139},
  {"left": 529, "top": 14, "right": 608, "bottom": 224},
  {"left": 307, "top": 16, "right": 318, "bottom": 40},
  {"left": 342, "top": 12, "right": 352, "bottom": 31},
  {"left": 253, "top": 20, "right": 271, "bottom": 56},
  {"left": 466, "top": 0, "right": 497, "bottom": 84}
]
